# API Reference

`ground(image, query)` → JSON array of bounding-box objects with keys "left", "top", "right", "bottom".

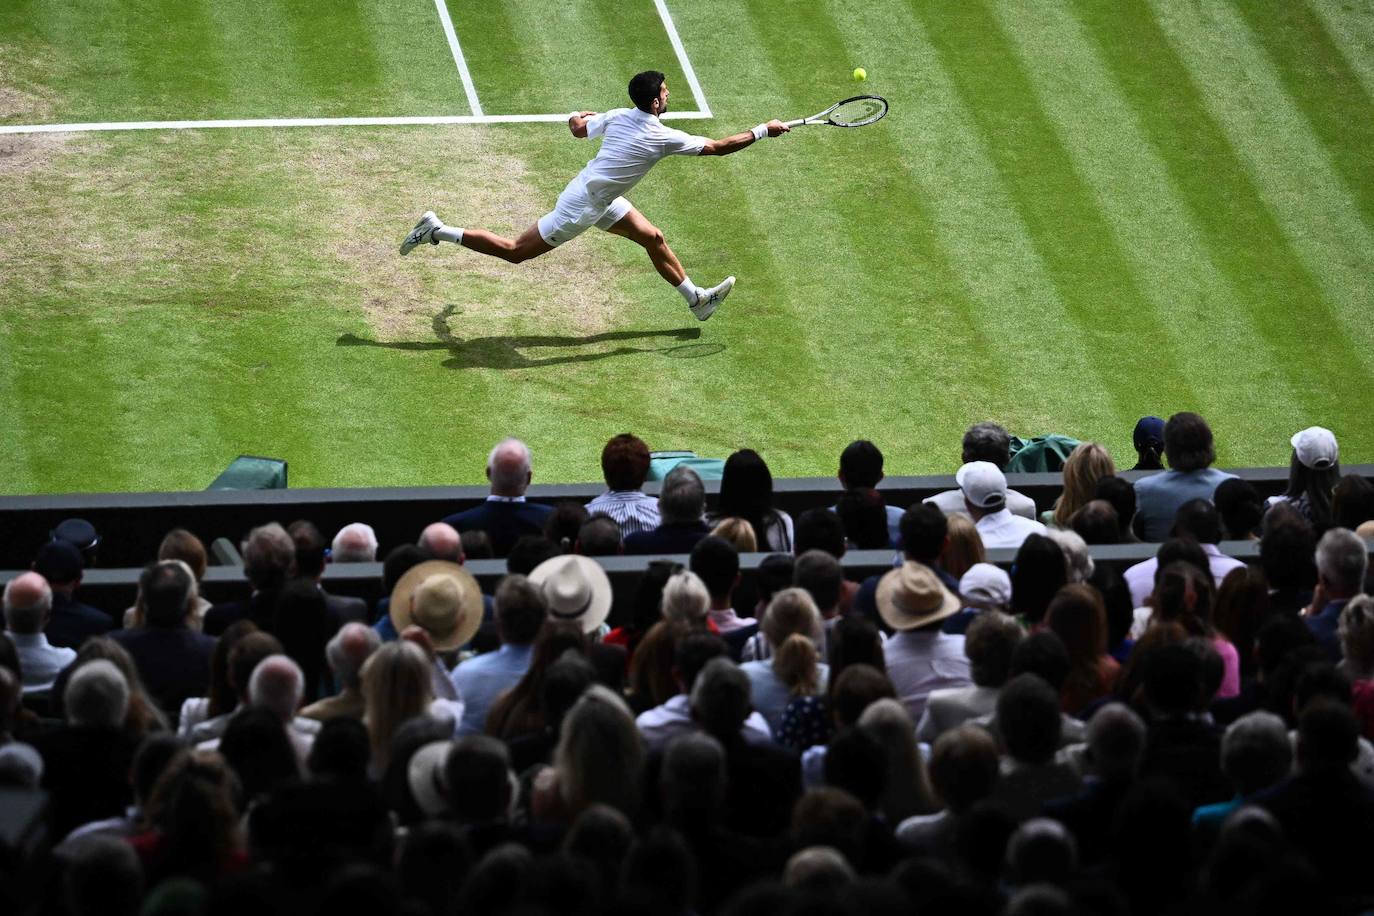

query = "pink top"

[{"left": 1212, "top": 637, "right": 1241, "bottom": 699}]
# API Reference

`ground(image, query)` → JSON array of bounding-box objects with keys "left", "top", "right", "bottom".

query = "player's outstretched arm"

[
  {"left": 568, "top": 111, "right": 598, "bottom": 138},
  {"left": 699, "top": 119, "right": 789, "bottom": 156}
]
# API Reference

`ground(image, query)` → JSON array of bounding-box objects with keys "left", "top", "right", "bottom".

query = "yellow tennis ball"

[{"left": 853, "top": 67, "right": 867, "bottom": 82}]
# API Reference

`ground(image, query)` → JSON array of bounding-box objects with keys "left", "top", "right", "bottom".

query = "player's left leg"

[{"left": 604, "top": 203, "right": 733, "bottom": 319}]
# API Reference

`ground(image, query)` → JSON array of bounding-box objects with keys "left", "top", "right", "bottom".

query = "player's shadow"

[{"left": 336, "top": 304, "right": 724, "bottom": 370}]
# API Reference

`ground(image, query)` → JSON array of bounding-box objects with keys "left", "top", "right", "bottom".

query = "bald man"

[
  {"left": 440, "top": 438, "right": 554, "bottom": 557},
  {"left": 300, "top": 623, "right": 380, "bottom": 722},
  {"left": 4, "top": 572, "right": 75, "bottom": 693},
  {"left": 419, "top": 523, "right": 464, "bottom": 562}
]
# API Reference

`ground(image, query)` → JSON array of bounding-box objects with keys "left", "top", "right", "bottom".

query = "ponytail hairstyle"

[
  {"left": 762, "top": 588, "right": 823, "bottom": 697},
  {"left": 773, "top": 633, "right": 820, "bottom": 698}
]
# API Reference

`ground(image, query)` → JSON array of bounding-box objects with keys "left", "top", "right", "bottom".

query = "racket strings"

[{"left": 829, "top": 97, "right": 887, "bottom": 127}]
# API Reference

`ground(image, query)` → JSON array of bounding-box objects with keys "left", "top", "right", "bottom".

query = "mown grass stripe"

[
  {"left": 1229, "top": 0, "right": 1374, "bottom": 232},
  {"left": 1070, "top": 0, "right": 1374, "bottom": 449},
  {"left": 911, "top": 0, "right": 1203, "bottom": 424},
  {"left": 1305, "top": 0, "right": 1374, "bottom": 99}
]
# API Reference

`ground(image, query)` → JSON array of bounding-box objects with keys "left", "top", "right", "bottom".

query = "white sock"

[
  {"left": 434, "top": 225, "right": 463, "bottom": 244},
  {"left": 676, "top": 277, "right": 698, "bottom": 305}
]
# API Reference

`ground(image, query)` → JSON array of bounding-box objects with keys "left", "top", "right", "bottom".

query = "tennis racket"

[{"left": 783, "top": 95, "right": 888, "bottom": 129}]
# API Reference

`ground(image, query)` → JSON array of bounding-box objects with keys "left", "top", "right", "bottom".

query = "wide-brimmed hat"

[
  {"left": 528, "top": 555, "right": 612, "bottom": 633},
  {"left": 406, "top": 740, "right": 451, "bottom": 817},
  {"left": 389, "top": 560, "right": 483, "bottom": 652},
  {"left": 876, "top": 562, "right": 962, "bottom": 631}
]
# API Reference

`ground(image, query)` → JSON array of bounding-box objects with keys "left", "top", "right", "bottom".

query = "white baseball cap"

[
  {"left": 1291, "top": 427, "right": 1338, "bottom": 470},
  {"left": 956, "top": 461, "right": 1007, "bottom": 510},
  {"left": 958, "top": 563, "right": 1012, "bottom": 609}
]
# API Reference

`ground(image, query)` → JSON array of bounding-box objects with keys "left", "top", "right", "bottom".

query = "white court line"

[
  {"left": 433, "top": 0, "right": 483, "bottom": 117},
  {"left": 0, "top": 112, "right": 713, "bottom": 136},
  {"left": 654, "top": 0, "right": 712, "bottom": 118}
]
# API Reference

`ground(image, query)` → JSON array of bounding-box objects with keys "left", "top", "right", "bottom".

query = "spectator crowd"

[{"left": 3, "top": 415, "right": 1374, "bottom": 916}]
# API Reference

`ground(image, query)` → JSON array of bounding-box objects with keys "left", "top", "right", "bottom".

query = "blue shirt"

[
  {"left": 1133, "top": 467, "right": 1237, "bottom": 542},
  {"left": 450, "top": 643, "right": 534, "bottom": 735},
  {"left": 740, "top": 659, "right": 830, "bottom": 735},
  {"left": 1307, "top": 599, "right": 1350, "bottom": 661}
]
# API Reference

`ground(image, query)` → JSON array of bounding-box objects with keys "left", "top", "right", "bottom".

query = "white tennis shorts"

[{"left": 537, "top": 179, "right": 632, "bottom": 247}]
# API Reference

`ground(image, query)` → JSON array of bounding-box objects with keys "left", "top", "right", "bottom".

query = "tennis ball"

[{"left": 853, "top": 67, "right": 867, "bottom": 82}]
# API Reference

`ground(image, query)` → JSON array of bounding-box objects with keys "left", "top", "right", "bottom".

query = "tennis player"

[{"left": 401, "top": 70, "right": 789, "bottom": 321}]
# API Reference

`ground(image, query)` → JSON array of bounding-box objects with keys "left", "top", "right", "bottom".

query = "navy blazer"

[
  {"left": 622, "top": 521, "right": 712, "bottom": 556},
  {"left": 442, "top": 499, "right": 553, "bottom": 557},
  {"left": 45, "top": 592, "right": 114, "bottom": 649},
  {"left": 110, "top": 626, "right": 217, "bottom": 720}
]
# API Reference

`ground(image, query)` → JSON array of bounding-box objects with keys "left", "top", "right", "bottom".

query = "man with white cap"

[
  {"left": 924, "top": 422, "right": 1039, "bottom": 520},
  {"left": 941, "top": 562, "right": 1014, "bottom": 636},
  {"left": 1266, "top": 426, "right": 1341, "bottom": 528},
  {"left": 877, "top": 563, "right": 974, "bottom": 723},
  {"left": 956, "top": 461, "right": 1046, "bottom": 550}
]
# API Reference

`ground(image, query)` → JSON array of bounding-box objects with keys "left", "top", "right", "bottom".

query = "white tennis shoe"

[
  {"left": 691, "top": 276, "right": 735, "bottom": 321},
  {"left": 400, "top": 211, "right": 441, "bottom": 255}
]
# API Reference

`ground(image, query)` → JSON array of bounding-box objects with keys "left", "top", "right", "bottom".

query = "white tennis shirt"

[{"left": 575, "top": 107, "right": 709, "bottom": 207}]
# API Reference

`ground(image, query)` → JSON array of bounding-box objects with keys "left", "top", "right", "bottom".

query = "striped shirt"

[{"left": 585, "top": 490, "right": 661, "bottom": 537}]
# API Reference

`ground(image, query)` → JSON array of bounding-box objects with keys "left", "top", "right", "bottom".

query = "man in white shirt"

[
  {"left": 957, "top": 462, "right": 1047, "bottom": 550},
  {"left": 925, "top": 422, "right": 1039, "bottom": 521},
  {"left": 401, "top": 70, "right": 790, "bottom": 320},
  {"left": 636, "top": 632, "right": 772, "bottom": 751}
]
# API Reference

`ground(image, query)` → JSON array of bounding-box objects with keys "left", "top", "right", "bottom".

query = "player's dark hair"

[{"left": 628, "top": 71, "right": 667, "bottom": 113}]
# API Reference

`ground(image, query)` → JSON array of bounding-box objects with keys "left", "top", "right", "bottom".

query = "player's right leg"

[{"left": 400, "top": 212, "right": 553, "bottom": 263}]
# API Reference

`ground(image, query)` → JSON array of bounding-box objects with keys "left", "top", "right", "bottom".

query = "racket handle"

[{"left": 782, "top": 118, "right": 806, "bottom": 128}]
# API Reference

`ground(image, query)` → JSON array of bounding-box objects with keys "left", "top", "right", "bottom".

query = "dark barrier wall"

[{"left": 3, "top": 465, "right": 1360, "bottom": 570}]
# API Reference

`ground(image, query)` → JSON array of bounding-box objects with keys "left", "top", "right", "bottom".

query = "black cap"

[
  {"left": 34, "top": 540, "right": 84, "bottom": 584},
  {"left": 52, "top": 518, "right": 100, "bottom": 553}
]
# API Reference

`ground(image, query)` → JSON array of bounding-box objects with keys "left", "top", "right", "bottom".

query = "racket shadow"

[{"left": 335, "top": 304, "right": 723, "bottom": 370}]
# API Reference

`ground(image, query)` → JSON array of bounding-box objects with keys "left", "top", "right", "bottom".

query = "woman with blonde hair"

[
  {"left": 740, "top": 588, "right": 829, "bottom": 732},
  {"left": 533, "top": 685, "right": 644, "bottom": 824},
  {"left": 941, "top": 515, "right": 985, "bottom": 582},
  {"left": 710, "top": 517, "right": 758, "bottom": 553},
  {"left": 1049, "top": 443, "right": 1116, "bottom": 529},
  {"left": 361, "top": 640, "right": 434, "bottom": 775},
  {"left": 859, "top": 698, "right": 938, "bottom": 822}
]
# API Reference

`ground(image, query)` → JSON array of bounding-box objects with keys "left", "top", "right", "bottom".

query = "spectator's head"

[
  {"left": 220, "top": 705, "right": 299, "bottom": 800},
  {"left": 1214, "top": 479, "right": 1264, "bottom": 540},
  {"left": 836, "top": 488, "right": 890, "bottom": 549},
  {"left": 308, "top": 717, "right": 371, "bottom": 781},
  {"left": 762, "top": 587, "right": 823, "bottom": 647},
  {"left": 962, "top": 422, "right": 1013, "bottom": 469},
  {"left": 288, "top": 520, "right": 329, "bottom": 579},
  {"left": 3, "top": 571, "right": 53, "bottom": 634},
  {"left": 1339, "top": 596, "right": 1374, "bottom": 678},
  {"left": 794, "top": 549, "right": 844, "bottom": 616},
  {"left": 823, "top": 726, "right": 888, "bottom": 810},
  {"left": 673, "top": 632, "right": 729, "bottom": 694},
  {"left": 445, "top": 735, "right": 516, "bottom": 823},
  {"left": 541, "top": 648, "right": 597, "bottom": 733},
  {"left": 1260, "top": 508, "right": 1318, "bottom": 591},
  {"left": 964, "top": 611, "right": 1024, "bottom": 688},
  {"left": 601, "top": 433, "right": 651, "bottom": 491},
  {"left": 690, "top": 536, "right": 740, "bottom": 605},
  {"left": 1084, "top": 703, "right": 1146, "bottom": 783},
  {"left": 755, "top": 553, "right": 796, "bottom": 610},
  {"left": 1070, "top": 500, "right": 1120, "bottom": 545},
  {"left": 1163, "top": 412, "right": 1216, "bottom": 472},
  {"left": 139, "top": 560, "right": 196, "bottom": 628},
  {"left": 544, "top": 501, "right": 589, "bottom": 554},
  {"left": 1132, "top": 416, "right": 1166, "bottom": 470},
  {"left": 1045, "top": 529, "right": 1094, "bottom": 584},
  {"left": 1153, "top": 560, "right": 1217, "bottom": 637},
  {"left": 1054, "top": 443, "right": 1116, "bottom": 528},
  {"left": 928, "top": 725, "right": 1000, "bottom": 814},
  {"left": 241, "top": 522, "right": 296, "bottom": 592},
  {"left": 553, "top": 685, "right": 643, "bottom": 819},
  {"left": 957, "top": 461, "right": 1008, "bottom": 519},
  {"left": 1333, "top": 474, "right": 1374, "bottom": 531},
  {"left": 1172, "top": 498, "right": 1223, "bottom": 545},
  {"left": 506, "top": 535, "right": 561, "bottom": 576},
  {"left": 229, "top": 631, "right": 285, "bottom": 703},
  {"left": 828, "top": 615, "right": 886, "bottom": 675},
  {"left": 1316, "top": 527, "right": 1368, "bottom": 598},
  {"left": 1221, "top": 711, "right": 1292, "bottom": 796},
  {"left": 1142, "top": 642, "right": 1205, "bottom": 715},
  {"left": 494, "top": 574, "right": 547, "bottom": 646},
  {"left": 397, "top": 562, "right": 484, "bottom": 651},
  {"left": 900, "top": 504, "right": 948, "bottom": 564},
  {"left": 1093, "top": 476, "right": 1138, "bottom": 541},
  {"left": 830, "top": 664, "right": 897, "bottom": 728},
  {"left": 419, "top": 522, "right": 464, "bottom": 562},
  {"left": 248, "top": 654, "right": 305, "bottom": 722},
  {"left": 875, "top": 562, "right": 961, "bottom": 633},
  {"left": 717, "top": 448, "right": 777, "bottom": 521},
  {"left": 795, "top": 508, "right": 846, "bottom": 558},
  {"left": 34, "top": 539, "right": 84, "bottom": 588},
  {"left": 1010, "top": 534, "right": 1068, "bottom": 626},
  {"left": 1046, "top": 584, "right": 1108, "bottom": 667},
  {"left": 326, "top": 622, "right": 381, "bottom": 692},
  {"left": 838, "top": 439, "right": 885, "bottom": 489},
  {"left": 1286, "top": 427, "right": 1341, "bottom": 522},
  {"left": 332, "top": 522, "right": 380, "bottom": 563},
  {"left": 658, "top": 465, "right": 705, "bottom": 525},
  {"left": 65, "top": 659, "right": 129, "bottom": 729},
  {"left": 460, "top": 530, "right": 493, "bottom": 561},
  {"left": 382, "top": 544, "right": 428, "bottom": 595},
  {"left": 783, "top": 846, "right": 855, "bottom": 893},
  {"left": 959, "top": 563, "right": 1012, "bottom": 613},
  {"left": 62, "top": 835, "right": 143, "bottom": 916},
  {"left": 661, "top": 731, "right": 727, "bottom": 825},
  {"left": 689, "top": 657, "right": 753, "bottom": 742},
  {"left": 660, "top": 570, "right": 711, "bottom": 628},
  {"left": 1091, "top": 564, "right": 1135, "bottom": 652},
  {"left": 790, "top": 787, "right": 869, "bottom": 868},
  {"left": 157, "top": 529, "right": 207, "bottom": 581},
  {"left": 487, "top": 437, "right": 534, "bottom": 496},
  {"left": 708, "top": 517, "right": 757, "bottom": 553},
  {"left": 1010, "top": 631, "right": 1072, "bottom": 693},
  {"left": 997, "top": 674, "right": 1062, "bottom": 765},
  {"left": 1296, "top": 699, "right": 1359, "bottom": 774},
  {"left": 1006, "top": 819, "right": 1079, "bottom": 888},
  {"left": 941, "top": 514, "right": 985, "bottom": 580},
  {"left": 361, "top": 641, "right": 434, "bottom": 771},
  {"left": 576, "top": 514, "right": 623, "bottom": 556}
]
